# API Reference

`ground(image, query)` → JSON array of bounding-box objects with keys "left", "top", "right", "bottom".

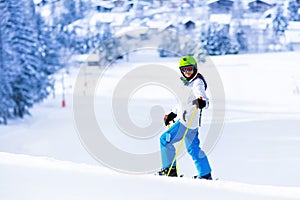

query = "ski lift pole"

[
  {"left": 61, "top": 72, "right": 66, "bottom": 108},
  {"left": 167, "top": 107, "right": 198, "bottom": 177}
]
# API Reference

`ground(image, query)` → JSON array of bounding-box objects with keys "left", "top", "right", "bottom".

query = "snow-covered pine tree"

[
  {"left": 288, "top": 0, "right": 300, "bottom": 21},
  {"left": 272, "top": 5, "right": 289, "bottom": 48},
  {"left": 0, "top": 0, "right": 58, "bottom": 123},
  {"left": 273, "top": 6, "right": 289, "bottom": 36},
  {"left": 78, "top": 0, "right": 85, "bottom": 19},
  {"left": 7, "top": 0, "right": 43, "bottom": 117},
  {"left": 235, "top": 25, "right": 248, "bottom": 51},
  {"left": 36, "top": 13, "right": 63, "bottom": 74},
  {"left": 62, "top": 0, "right": 78, "bottom": 26},
  {"left": 0, "top": 0, "right": 14, "bottom": 124},
  {"left": 204, "top": 23, "right": 233, "bottom": 55},
  {"left": 0, "top": 69, "right": 14, "bottom": 125}
]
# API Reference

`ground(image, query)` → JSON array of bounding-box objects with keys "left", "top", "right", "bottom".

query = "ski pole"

[
  {"left": 199, "top": 108, "right": 203, "bottom": 126},
  {"left": 167, "top": 107, "right": 198, "bottom": 177}
]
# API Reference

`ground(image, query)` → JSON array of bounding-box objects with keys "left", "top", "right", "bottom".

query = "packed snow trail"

[{"left": 0, "top": 152, "right": 299, "bottom": 200}]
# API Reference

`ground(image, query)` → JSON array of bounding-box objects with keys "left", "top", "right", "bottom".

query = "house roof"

[
  {"left": 207, "top": 0, "right": 233, "bottom": 4},
  {"left": 207, "top": 0, "right": 234, "bottom": 8},
  {"left": 245, "top": 0, "right": 277, "bottom": 6}
]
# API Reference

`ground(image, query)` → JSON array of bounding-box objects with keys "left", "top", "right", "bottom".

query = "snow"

[
  {"left": 33, "top": 0, "right": 42, "bottom": 4},
  {"left": 1, "top": 51, "right": 300, "bottom": 199},
  {"left": 1, "top": 152, "right": 299, "bottom": 200}
]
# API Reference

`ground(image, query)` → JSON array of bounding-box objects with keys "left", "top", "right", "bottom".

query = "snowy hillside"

[
  {"left": 1, "top": 152, "right": 299, "bottom": 200},
  {"left": 0, "top": 51, "right": 300, "bottom": 199}
]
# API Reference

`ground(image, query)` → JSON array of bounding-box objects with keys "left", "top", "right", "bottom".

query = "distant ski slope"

[{"left": 0, "top": 152, "right": 299, "bottom": 200}]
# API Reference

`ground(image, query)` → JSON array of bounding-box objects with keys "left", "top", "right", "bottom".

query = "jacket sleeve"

[{"left": 192, "top": 79, "right": 209, "bottom": 108}]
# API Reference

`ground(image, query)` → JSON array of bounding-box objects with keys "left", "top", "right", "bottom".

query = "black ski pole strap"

[{"left": 199, "top": 109, "right": 203, "bottom": 127}]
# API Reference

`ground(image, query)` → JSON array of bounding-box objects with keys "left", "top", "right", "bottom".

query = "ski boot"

[
  {"left": 193, "top": 173, "right": 212, "bottom": 180},
  {"left": 156, "top": 166, "right": 178, "bottom": 177}
]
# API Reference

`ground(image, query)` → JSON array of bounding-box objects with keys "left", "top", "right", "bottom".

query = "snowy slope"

[
  {"left": 0, "top": 51, "right": 300, "bottom": 199},
  {"left": 1, "top": 152, "right": 299, "bottom": 200}
]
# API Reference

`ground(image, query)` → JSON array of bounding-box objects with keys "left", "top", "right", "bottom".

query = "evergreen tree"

[
  {"left": 62, "top": 0, "right": 77, "bottom": 26},
  {"left": 36, "top": 13, "right": 63, "bottom": 74},
  {"left": 7, "top": 0, "right": 42, "bottom": 117},
  {"left": 288, "top": 0, "right": 300, "bottom": 21},
  {"left": 203, "top": 23, "right": 236, "bottom": 55},
  {"left": 235, "top": 25, "right": 248, "bottom": 51},
  {"left": 78, "top": 0, "right": 86, "bottom": 19},
  {"left": 273, "top": 6, "right": 289, "bottom": 36},
  {"left": 0, "top": 0, "right": 59, "bottom": 124},
  {"left": 0, "top": 0, "right": 14, "bottom": 124}
]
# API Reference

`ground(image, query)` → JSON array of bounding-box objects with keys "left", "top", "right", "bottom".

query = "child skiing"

[{"left": 157, "top": 56, "right": 212, "bottom": 180}]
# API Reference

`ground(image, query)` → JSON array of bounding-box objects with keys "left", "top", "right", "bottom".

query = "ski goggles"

[{"left": 180, "top": 65, "right": 194, "bottom": 73}]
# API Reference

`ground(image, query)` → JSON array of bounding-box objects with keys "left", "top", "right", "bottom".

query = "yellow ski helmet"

[
  {"left": 179, "top": 56, "right": 197, "bottom": 68},
  {"left": 179, "top": 56, "right": 198, "bottom": 81}
]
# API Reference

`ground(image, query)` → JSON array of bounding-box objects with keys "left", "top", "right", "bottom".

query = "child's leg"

[
  {"left": 185, "top": 128, "right": 212, "bottom": 177},
  {"left": 160, "top": 121, "right": 185, "bottom": 169}
]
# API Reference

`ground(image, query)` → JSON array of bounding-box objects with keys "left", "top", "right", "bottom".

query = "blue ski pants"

[{"left": 160, "top": 121, "right": 211, "bottom": 176}]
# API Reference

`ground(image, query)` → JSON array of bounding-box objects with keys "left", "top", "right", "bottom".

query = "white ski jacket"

[{"left": 171, "top": 74, "right": 209, "bottom": 129}]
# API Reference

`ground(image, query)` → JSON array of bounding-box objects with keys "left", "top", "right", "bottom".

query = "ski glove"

[
  {"left": 164, "top": 112, "right": 177, "bottom": 126},
  {"left": 192, "top": 98, "right": 206, "bottom": 109}
]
